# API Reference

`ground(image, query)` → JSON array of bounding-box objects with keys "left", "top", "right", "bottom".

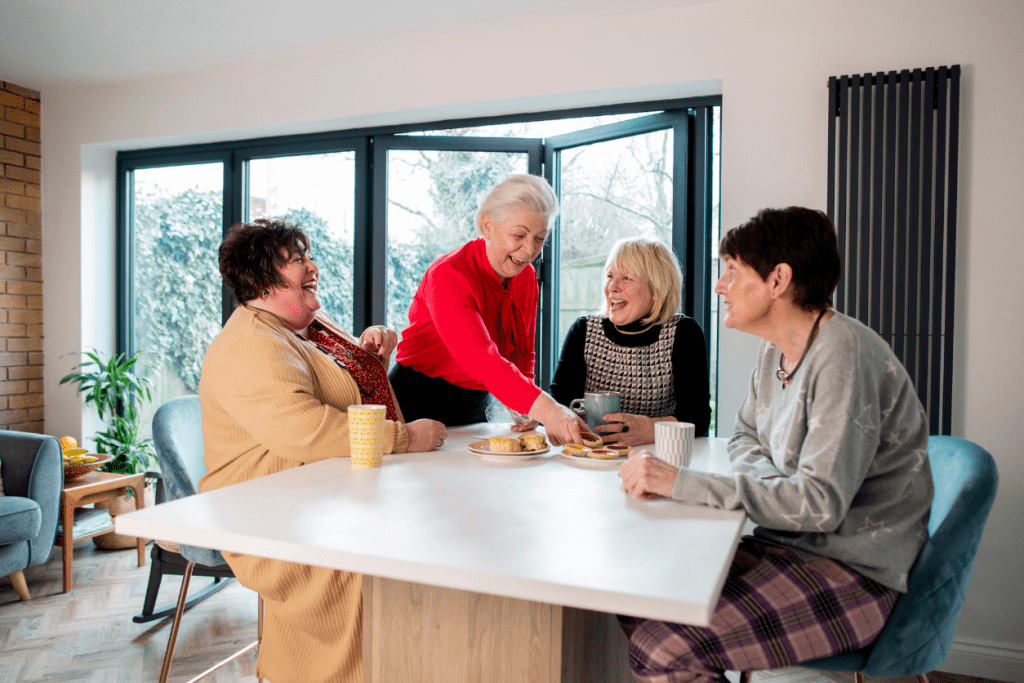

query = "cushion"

[{"left": 0, "top": 496, "right": 42, "bottom": 544}]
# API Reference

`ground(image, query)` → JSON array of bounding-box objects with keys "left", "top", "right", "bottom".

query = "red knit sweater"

[{"left": 394, "top": 238, "right": 542, "bottom": 414}]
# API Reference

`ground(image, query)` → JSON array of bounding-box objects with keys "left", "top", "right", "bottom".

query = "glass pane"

[
  {"left": 132, "top": 162, "right": 224, "bottom": 438},
  {"left": 248, "top": 152, "right": 356, "bottom": 332},
  {"left": 557, "top": 129, "right": 673, "bottom": 350},
  {"left": 385, "top": 149, "right": 529, "bottom": 336},
  {"left": 401, "top": 113, "right": 655, "bottom": 138}
]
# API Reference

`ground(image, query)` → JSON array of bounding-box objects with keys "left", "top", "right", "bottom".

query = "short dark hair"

[
  {"left": 219, "top": 218, "right": 310, "bottom": 304},
  {"left": 719, "top": 207, "right": 841, "bottom": 311}
]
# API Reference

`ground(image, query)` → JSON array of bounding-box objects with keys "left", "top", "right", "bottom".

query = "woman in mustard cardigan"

[{"left": 198, "top": 218, "right": 446, "bottom": 683}]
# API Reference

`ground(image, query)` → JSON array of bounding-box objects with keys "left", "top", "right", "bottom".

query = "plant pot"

[{"left": 93, "top": 482, "right": 156, "bottom": 550}]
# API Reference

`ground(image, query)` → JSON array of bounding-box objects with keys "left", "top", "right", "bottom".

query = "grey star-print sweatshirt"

[{"left": 673, "top": 312, "right": 932, "bottom": 591}]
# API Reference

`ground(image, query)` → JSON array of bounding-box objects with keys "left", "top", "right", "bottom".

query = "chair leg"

[
  {"left": 854, "top": 673, "right": 864, "bottom": 683},
  {"left": 916, "top": 676, "right": 930, "bottom": 683},
  {"left": 7, "top": 571, "right": 30, "bottom": 601},
  {"left": 159, "top": 564, "right": 262, "bottom": 683},
  {"left": 739, "top": 672, "right": 752, "bottom": 683},
  {"left": 159, "top": 561, "right": 196, "bottom": 683}
]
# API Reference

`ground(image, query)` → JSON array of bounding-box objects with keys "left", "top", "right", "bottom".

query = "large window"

[{"left": 118, "top": 98, "right": 721, "bottom": 434}]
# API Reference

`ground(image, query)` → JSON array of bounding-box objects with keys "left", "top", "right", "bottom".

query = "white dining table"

[{"left": 118, "top": 424, "right": 746, "bottom": 683}]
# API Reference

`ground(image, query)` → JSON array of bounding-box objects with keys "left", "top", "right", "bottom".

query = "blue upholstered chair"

[
  {"left": 741, "top": 435, "right": 999, "bottom": 683},
  {"left": 0, "top": 431, "right": 62, "bottom": 601},
  {"left": 149, "top": 395, "right": 262, "bottom": 683}
]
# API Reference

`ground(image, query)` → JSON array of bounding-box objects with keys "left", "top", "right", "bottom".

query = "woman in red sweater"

[{"left": 389, "top": 174, "right": 586, "bottom": 445}]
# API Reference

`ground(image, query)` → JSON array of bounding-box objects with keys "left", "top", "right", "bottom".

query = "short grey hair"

[{"left": 474, "top": 174, "right": 559, "bottom": 235}]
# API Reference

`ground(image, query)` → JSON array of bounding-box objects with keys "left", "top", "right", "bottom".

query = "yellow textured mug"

[{"left": 348, "top": 404, "right": 387, "bottom": 468}]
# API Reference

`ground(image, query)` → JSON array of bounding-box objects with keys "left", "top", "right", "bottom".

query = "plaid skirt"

[{"left": 619, "top": 539, "right": 900, "bottom": 683}]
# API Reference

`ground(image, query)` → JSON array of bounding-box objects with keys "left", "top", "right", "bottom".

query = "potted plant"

[{"left": 60, "top": 349, "right": 158, "bottom": 548}]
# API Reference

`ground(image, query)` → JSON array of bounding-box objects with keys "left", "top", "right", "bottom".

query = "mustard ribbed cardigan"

[{"left": 198, "top": 305, "right": 408, "bottom": 683}]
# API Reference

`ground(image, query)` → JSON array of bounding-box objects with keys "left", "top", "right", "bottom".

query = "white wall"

[{"left": 41, "top": 0, "right": 1024, "bottom": 679}]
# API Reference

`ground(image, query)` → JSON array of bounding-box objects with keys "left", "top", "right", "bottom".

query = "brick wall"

[{"left": 0, "top": 81, "right": 43, "bottom": 433}]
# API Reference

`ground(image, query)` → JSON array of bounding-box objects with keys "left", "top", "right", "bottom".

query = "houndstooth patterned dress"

[{"left": 583, "top": 315, "right": 678, "bottom": 418}]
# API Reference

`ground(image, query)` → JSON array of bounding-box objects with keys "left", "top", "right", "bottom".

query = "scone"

[
  {"left": 489, "top": 436, "right": 521, "bottom": 453},
  {"left": 520, "top": 431, "right": 547, "bottom": 451}
]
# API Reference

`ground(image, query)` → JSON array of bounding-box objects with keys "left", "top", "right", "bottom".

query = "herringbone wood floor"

[
  {"left": 0, "top": 541, "right": 1009, "bottom": 683},
  {"left": 0, "top": 540, "right": 259, "bottom": 682}
]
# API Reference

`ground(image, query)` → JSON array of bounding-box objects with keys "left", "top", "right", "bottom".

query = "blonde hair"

[
  {"left": 599, "top": 237, "right": 683, "bottom": 326},
  {"left": 474, "top": 174, "right": 559, "bottom": 235}
]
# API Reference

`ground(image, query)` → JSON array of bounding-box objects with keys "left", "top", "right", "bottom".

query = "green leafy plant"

[{"left": 59, "top": 349, "right": 157, "bottom": 475}]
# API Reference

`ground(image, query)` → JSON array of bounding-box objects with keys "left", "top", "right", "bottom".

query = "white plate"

[
  {"left": 559, "top": 451, "right": 628, "bottom": 467},
  {"left": 468, "top": 440, "right": 550, "bottom": 461}
]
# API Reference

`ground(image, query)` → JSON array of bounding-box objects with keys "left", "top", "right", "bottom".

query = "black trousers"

[{"left": 388, "top": 362, "right": 490, "bottom": 426}]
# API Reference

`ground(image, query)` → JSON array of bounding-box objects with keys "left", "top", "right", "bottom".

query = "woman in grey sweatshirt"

[{"left": 619, "top": 207, "right": 933, "bottom": 683}]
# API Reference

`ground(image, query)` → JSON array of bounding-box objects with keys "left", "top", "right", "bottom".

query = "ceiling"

[{"left": 0, "top": 0, "right": 722, "bottom": 91}]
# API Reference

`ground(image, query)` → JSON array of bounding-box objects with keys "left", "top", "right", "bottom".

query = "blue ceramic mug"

[{"left": 569, "top": 391, "right": 621, "bottom": 431}]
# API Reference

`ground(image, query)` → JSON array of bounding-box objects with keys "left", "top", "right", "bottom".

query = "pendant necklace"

[{"left": 776, "top": 308, "right": 828, "bottom": 389}]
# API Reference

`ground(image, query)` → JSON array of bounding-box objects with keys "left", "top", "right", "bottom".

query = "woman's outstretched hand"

[
  {"left": 528, "top": 392, "right": 587, "bottom": 446},
  {"left": 619, "top": 449, "right": 679, "bottom": 499},
  {"left": 406, "top": 419, "right": 448, "bottom": 452}
]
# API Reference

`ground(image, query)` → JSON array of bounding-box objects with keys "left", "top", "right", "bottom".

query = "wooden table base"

[{"left": 363, "top": 575, "right": 634, "bottom": 683}]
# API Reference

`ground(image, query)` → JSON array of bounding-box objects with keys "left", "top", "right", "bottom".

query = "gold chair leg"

[
  {"left": 7, "top": 571, "right": 30, "bottom": 601},
  {"left": 159, "top": 561, "right": 196, "bottom": 683},
  {"left": 159, "top": 564, "right": 262, "bottom": 683}
]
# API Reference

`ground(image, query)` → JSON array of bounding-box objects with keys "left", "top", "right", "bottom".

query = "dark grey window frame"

[{"left": 116, "top": 95, "right": 720, "bottom": 390}]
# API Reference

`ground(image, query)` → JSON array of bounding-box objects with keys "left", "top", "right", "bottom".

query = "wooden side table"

[{"left": 56, "top": 470, "right": 147, "bottom": 593}]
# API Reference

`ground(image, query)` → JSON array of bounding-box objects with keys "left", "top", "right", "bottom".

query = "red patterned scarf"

[{"left": 307, "top": 321, "right": 399, "bottom": 422}]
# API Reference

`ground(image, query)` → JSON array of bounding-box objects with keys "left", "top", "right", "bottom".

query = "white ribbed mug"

[{"left": 655, "top": 421, "right": 695, "bottom": 468}]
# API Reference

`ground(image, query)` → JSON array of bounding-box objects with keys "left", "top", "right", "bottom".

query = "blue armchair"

[
  {"left": 0, "top": 430, "right": 63, "bottom": 601},
  {"left": 740, "top": 435, "right": 999, "bottom": 683}
]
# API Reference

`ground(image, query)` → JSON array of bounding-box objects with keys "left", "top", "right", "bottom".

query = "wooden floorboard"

[{"left": 1, "top": 541, "right": 1009, "bottom": 683}]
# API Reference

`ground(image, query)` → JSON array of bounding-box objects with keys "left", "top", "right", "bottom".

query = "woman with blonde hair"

[
  {"left": 550, "top": 237, "right": 712, "bottom": 446},
  {"left": 389, "top": 174, "right": 587, "bottom": 444}
]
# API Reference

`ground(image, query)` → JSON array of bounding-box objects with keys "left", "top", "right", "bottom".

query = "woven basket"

[{"left": 93, "top": 484, "right": 156, "bottom": 550}]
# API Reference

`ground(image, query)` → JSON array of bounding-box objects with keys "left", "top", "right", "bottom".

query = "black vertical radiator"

[{"left": 827, "top": 66, "right": 960, "bottom": 435}]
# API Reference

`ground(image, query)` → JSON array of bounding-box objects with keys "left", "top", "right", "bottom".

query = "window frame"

[{"left": 116, "top": 95, "right": 721, "bottom": 395}]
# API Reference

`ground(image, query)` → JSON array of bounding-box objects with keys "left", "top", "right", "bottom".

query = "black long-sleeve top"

[{"left": 549, "top": 315, "right": 712, "bottom": 437}]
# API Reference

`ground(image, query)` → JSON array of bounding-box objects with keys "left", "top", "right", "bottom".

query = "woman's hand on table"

[
  {"left": 528, "top": 393, "right": 587, "bottom": 446},
  {"left": 406, "top": 419, "right": 448, "bottom": 452},
  {"left": 360, "top": 325, "right": 399, "bottom": 363},
  {"left": 620, "top": 449, "right": 678, "bottom": 500},
  {"left": 595, "top": 413, "right": 658, "bottom": 447}
]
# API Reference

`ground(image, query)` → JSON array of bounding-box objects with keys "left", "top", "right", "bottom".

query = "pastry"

[
  {"left": 520, "top": 431, "right": 547, "bottom": 451},
  {"left": 605, "top": 443, "right": 631, "bottom": 455},
  {"left": 588, "top": 448, "right": 619, "bottom": 459},
  {"left": 581, "top": 433, "right": 603, "bottom": 449},
  {"left": 489, "top": 436, "right": 521, "bottom": 453},
  {"left": 562, "top": 443, "right": 590, "bottom": 457}
]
